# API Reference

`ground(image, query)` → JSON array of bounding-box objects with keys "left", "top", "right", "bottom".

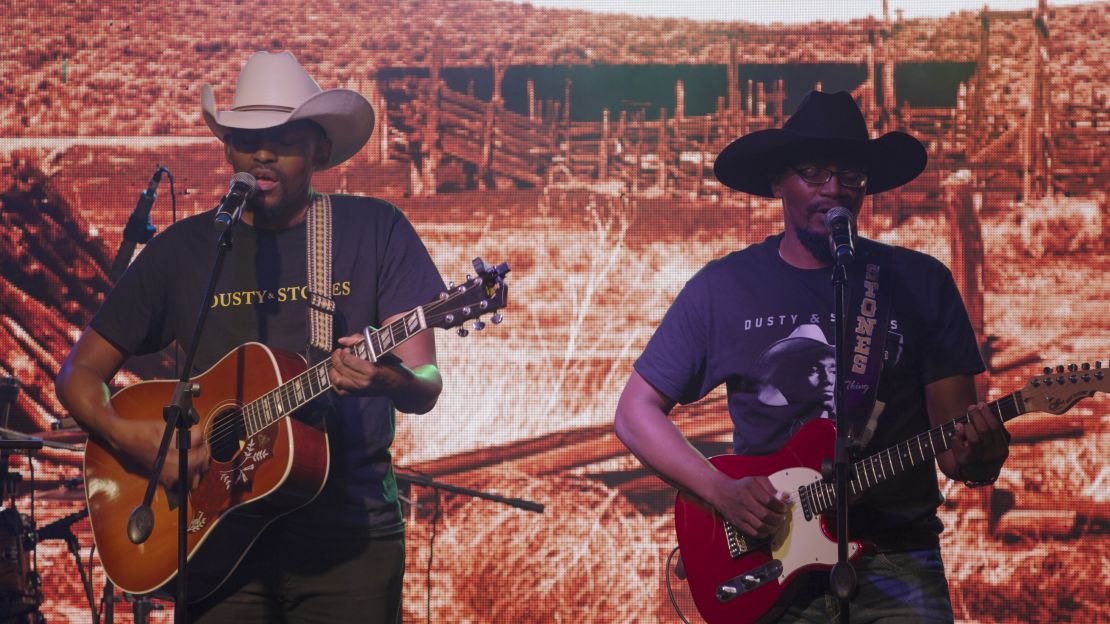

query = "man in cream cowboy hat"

[
  {"left": 616, "top": 90, "right": 1010, "bottom": 621},
  {"left": 58, "top": 51, "right": 445, "bottom": 623},
  {"left": 755, "top": 324, "right": 835, "bottom": 415},
  {"left": 200, "top": 50, "right": 375, "bottom": 227}
]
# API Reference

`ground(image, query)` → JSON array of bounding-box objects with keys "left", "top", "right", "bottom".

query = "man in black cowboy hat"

[
  {"left": 57, "top": 51, "right": 444, "bottom": 623},
  {"left": 615, "top": 90, "right": 1010, "bottom": 621}
]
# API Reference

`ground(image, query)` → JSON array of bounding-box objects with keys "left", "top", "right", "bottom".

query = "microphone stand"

[
  {"left": 101, "top": 580, "right": 163, "bottom": 624},
  {"left": 126, "top": 208, "right": 242, "bottom": 624},
  {"left": 109, "top": 168, "right": 165, "bottom": 283},
  {"left": 395, "top": 471, "right": 544, "bottom": 514},
  {"left": 828, "top": 256, "right": 855, "bottom": 623}
]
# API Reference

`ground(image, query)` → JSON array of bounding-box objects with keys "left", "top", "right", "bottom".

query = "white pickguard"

[{"left": 767, "top": 467, "right": 860, "bottom": 582}]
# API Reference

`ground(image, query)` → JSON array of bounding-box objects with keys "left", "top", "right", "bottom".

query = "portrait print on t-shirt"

[{"left": 755, "top": 323, "right": 836, "bottom": 421}]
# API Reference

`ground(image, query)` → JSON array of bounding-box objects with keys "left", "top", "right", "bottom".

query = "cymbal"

[
  {"left": 33, "top": 428, "right": 87, "bottom": 445},
  {"left": 0, "top": 427, "right": 83, "bottom": 452},
  {"left": 10, "top": 477, "right": 84, "bottom": 498},
  {"left": 36, "top": 486, "right": 86, "bottom": 502}
]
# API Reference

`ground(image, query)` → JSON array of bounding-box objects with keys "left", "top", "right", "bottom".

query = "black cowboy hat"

[{"left": 713, "top": 90, "right": 927, "bottom": 197}]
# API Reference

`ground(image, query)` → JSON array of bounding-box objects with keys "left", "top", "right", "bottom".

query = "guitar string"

[
  {"left": 200, "top": 284, "right": 499, "bottom": 447},
  {"left": 806, "top": 392, "right": 1023, "bottom": 513},
  {"left": 202, "top": 307, "right": 460, "bottom": 446},
  {"left": 199, "top": 276, "right": 483, "bottom": 443}
]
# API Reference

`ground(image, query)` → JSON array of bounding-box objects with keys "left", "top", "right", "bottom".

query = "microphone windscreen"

[
  {"left": 824, "top": 206, "right": 853, "bottom": 229},
  {"left": 229, "top": 171, "right": 258, "bottom": 197}
]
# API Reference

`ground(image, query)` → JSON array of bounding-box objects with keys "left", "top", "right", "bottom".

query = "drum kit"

[{"left": 0, "top": 378, "right": 165, "bottom": 624}]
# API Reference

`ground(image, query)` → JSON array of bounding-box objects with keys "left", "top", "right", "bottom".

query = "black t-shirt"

[
  {"left": 635, "top": 234, "right": 985, "bottom": 548},
  {"left": 91, "top": 195, "right": 445, "bottom": 537}
]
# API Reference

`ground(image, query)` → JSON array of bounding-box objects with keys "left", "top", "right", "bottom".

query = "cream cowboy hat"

[
  {"left": 757, "top": 324, "right": 834, "bottom": 372},
  {"left": 201, "top": 51, "right": 375, "bottom": 170},
  {"left": 714, "top": 90, "right": 927, "bottom": 197}
]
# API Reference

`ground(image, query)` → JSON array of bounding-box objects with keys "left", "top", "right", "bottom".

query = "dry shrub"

[
  {"left": 403, "top": 469, "right": 659, "bottom": 623},
  {"left": 945, "top": 520, "right": 1109, "bottom": 623}
]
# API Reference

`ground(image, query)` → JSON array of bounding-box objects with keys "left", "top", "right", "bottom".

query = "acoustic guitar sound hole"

[{"left": 208, "top": 408, "right": 247, "bottom": 463}]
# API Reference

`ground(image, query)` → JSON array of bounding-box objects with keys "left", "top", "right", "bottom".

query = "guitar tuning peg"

[
  {"left": 457, "top": 328, "right": 469, "bottom": 337},
  {"left": 448, "top": 281, "right": 456, "bottom": 289},
  {"left": 1068, "top": 364, "right": 1078, "bottom": 372},
  {"left": 465, "top": 274, "right": 472, "bottom": 281},
  {"left": 1056, "top": 365, "right": 1065, "bottom": 374},
  {"left": 1043, "top": 366, "right": 1052, "bottom": 375},
  {"left": 1082, "top": 362, "right": 1091, "bottom": 370},
  {"left": 473, "top": 320, "right": 486, "bottom": 331},
  {"left": 438, "top": 291, "right": 449, "bottom": 300},
  {"left": 491, "top": 313, "right": 504, "bottom": 324}
]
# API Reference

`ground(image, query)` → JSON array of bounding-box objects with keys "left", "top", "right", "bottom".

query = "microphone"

[
  {"left": 824, "top": 206, "right": 855, "bottom": 265},
  {"left": 108, "top": 167, "right": 164, "bottom": 283},
  {"left": 213, "top": 172, "right": 258, "bottom": 232},
  {"left": 36, "top": 505, "right": 88, "bottom": 542}
]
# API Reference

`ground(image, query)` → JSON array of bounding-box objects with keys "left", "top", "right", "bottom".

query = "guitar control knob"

[
  {"left": 491, "top": 314, "right": 504, "bottom": 324},
  {"left": 457, "top": 328, "right": 469, "bottom": 337}
]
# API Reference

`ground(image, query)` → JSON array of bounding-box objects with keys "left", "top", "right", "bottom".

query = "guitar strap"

[
  {"left": 841, "top": 242, "right": 894, "bottom": 449},
  {"left": 306, "top": 192, "right": 335, "bottom": 360}
]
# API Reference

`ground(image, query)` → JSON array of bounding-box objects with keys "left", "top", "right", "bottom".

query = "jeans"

[
  {"left": 188, "top": 521, "right": 405, "bottom": 624},
  {"left": 778, "top": 549, "right": 954, "bottom": 623}
]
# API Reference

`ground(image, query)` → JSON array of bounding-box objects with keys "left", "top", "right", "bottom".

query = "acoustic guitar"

[{"left": 84, "top": 258, "right": 509, "bottom": 601}]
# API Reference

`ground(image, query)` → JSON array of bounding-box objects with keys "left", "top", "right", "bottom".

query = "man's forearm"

[
  {"left": 388, "top": 363, "right": 442, "bottom": 414},
  {"left": 56, "top": 364, "right": 126, "bottom": 450}
]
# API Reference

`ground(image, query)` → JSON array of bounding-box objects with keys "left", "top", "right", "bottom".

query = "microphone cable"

[{"left": 664, "top": 544, "right": 692, "bottom": 624}]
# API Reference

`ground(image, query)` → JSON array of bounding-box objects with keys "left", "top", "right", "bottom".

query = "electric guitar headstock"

[
  {"left": 1019, "top": 361, "right": 1108, "bottom": 415},
  {"left": 424, "top": 257, "right": 510, "bottom": 336}
]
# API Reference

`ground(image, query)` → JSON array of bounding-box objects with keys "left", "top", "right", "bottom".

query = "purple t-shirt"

[
  {"left": 635, "top": 234, "right": 985, "bottom": 548},
  {"left": 91, "top": 195, "right": 444, "bottom": 537}
]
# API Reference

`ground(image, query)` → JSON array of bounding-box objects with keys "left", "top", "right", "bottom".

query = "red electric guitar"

[
  {"left": 674, "top": 363, "right": 1108, "bottom": 624},
  {"left": 83, "top": 258, "right": 509, "bottom": 602}
]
